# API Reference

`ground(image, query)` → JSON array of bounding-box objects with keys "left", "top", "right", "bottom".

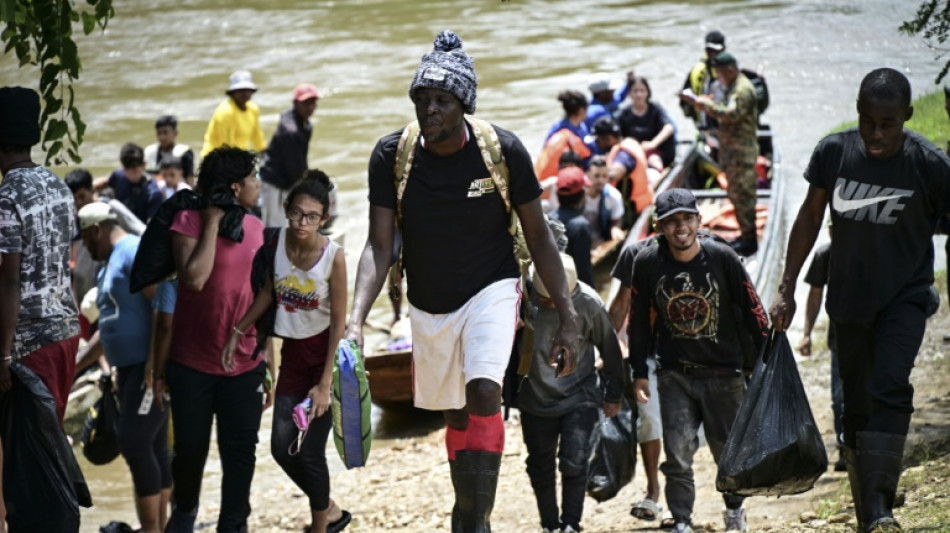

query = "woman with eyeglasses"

[{"left": 223, "top": 169, "right": 350, "bottom": 533}]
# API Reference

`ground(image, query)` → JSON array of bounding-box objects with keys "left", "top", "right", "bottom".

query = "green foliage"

[
  {"left": 1, "top": 0, "right": 114, "bottom": 164},
  {"left": 900, "top": 0, "right": 950, "bottom": 84},
  {"left": 827, "top": 90, "right": 950, "bottom": 149}
]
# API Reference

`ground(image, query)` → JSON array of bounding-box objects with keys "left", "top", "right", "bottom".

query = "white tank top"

[{"left": 273, "top": 229, "right": 339, "bottom": 339}]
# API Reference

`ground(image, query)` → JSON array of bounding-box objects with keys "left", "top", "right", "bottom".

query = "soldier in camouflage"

[{"left": 691, "top": 52, "right": 760, "bottom": 256}]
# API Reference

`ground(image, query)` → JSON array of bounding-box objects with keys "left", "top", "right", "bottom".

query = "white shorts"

[
  {"left": 409, "top": 278, "right": 521, "bottom": 411},
  {"left": 636, "top": 357, "right": 662, "bottom": 442},
  {"left": 261, "top": 181, "right": 289, "bottom": 228}
]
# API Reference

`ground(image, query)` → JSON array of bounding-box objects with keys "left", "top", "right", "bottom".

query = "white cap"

[
  {"left": 531, "top": 253, "right": 578, "bottom": 299},
  {"left": 77, "top": 202, "right": 116, "bottom": 231},
  {"left": 227, "top": 70, "right": 258, "bottom": 93}
]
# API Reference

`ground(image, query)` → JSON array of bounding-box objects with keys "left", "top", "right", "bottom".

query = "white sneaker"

[
  {"left": 540, "top": 529, "right": 561, "bottom": 533},
  {"left": 723, "top": 506, "right": 748, "bottom": 532},
  {"left": 671, "top": 523, "right": 693, "bottom": 533},
  {"left": 561, "top": 526, "right": 579, "bottom": 533}
]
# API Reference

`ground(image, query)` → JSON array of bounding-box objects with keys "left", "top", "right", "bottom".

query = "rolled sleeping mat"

[{"left": 332, "top": 339, "right": 372, "bottom": 469}]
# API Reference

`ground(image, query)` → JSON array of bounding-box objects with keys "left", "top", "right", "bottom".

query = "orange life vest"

[
  {"left": 534, "top": 128, "right": 591, "bottom": 196},
  {"left": 608, "top": 139, "right": 653, "bottom": 213}
]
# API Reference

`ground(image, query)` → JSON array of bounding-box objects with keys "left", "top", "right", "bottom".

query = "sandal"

[
  {"left": 328, "top": 510, "right": 352, "bottom": 533},
  {"left": 659, "top": 510, "right": 676, "bottom": 530},
  {"left": 630, "top": 498, "right": 662, "bottom": 521}
]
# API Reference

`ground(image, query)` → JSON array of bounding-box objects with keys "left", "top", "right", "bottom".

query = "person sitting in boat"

[
  {"left": 520, "top": 254, "right": 623, "bottom": 533},
  {"left": 583, "top": 155, "right": 625, "bottom": 246},
  {"left": 535, "top": 90, "right": 592, "bottom": 185},
  {"left": 618, "top": 76, "right": 677, "bottom": 173},
  {"left": 551, "top": 166, "right": 594, "bottom": 286},
  {"left": 223, "top": 170, "right": 351, "bottom": 533},
  {"left": 540, "top": 150, "right": 585, "bottom": 213},
  {"left": 145, "top": 115, "right": 195, "bottom": 182},
  {"left": 155, "top": 156, "right": 192, "bottom": 199},
  {"left": 584, "top": 71, "right": 635, "bottom": 130},
  {"left": 591, "top": 117, "right": 655, "bottom": 229}
]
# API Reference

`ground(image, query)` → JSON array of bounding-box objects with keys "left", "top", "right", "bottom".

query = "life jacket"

[
  {"left": 534, "top": 128, "right": 592, "bottom": 196},
  {"left": 608, "top": 138, "right": 653, "bottom": 214}
]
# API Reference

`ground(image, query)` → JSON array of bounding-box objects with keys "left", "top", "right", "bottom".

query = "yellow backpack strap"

[
  {"left": 466, "top": 117, "right": 519, "bottom": 236},
  {"left": 393, "top": 121, "right": 421, "bottom": 229}
]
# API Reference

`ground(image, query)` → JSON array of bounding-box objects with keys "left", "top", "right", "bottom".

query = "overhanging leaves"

[
  {"left": 901, "top": 0, "right": 950, "bottom": 84},
  {"left": 1, "top": 0, "right": 113, "bottom": 165}
]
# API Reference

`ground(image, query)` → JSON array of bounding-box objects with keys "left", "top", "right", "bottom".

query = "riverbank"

[{"left": 231, "top": 273, "right": 950, "bottom": 532}]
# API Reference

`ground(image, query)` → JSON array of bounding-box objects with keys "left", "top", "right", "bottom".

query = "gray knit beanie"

[{"left": 409, "top": 30, "right": 477, "bottom": 114}]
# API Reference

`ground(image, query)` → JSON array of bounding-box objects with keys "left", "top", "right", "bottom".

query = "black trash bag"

[
  {"left": 0, "top": 363, "right": 93, "bottom": 532},
  {"left": 586, "top": 396, "right": 637, "bottom": 502},
  {"left": 81, "top": 372, "right": 120, "bottom": 465},
  {"left": 129, "top": 189, "right": 247, "bottom": 293},
  {"left": 100, "top": 520, "right": 135, "bottom": 533},
  {"left": 716, "top": 330, "right": 828, "bottom": 497}
]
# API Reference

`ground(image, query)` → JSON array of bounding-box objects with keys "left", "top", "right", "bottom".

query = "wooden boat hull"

[{"left": 364, "top": 348, "right": 415, "bottom": 410}]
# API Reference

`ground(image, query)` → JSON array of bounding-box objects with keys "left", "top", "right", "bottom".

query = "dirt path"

[{"left": 239, "top": 305, "right": 950, "bottom": 533}]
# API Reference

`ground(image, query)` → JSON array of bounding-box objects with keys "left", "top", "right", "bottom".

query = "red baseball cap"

[
  {"left": 557, "top": 166, "right": 590, "bottom": 195},
  {"left": 293, "top": 83, "right": 320, "bottom": 102}
]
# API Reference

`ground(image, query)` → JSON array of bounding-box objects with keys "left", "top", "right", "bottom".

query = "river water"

[{"left": 1, "top": 0, "right": 941, "bottom": 529}]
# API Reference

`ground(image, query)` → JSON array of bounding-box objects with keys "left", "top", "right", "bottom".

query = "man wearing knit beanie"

[
  {"left": 0, "top": 86, "right": 87, "bottom": 529},
  {"left": 348, "top": 31, "right": 581, "bottom": 532}
]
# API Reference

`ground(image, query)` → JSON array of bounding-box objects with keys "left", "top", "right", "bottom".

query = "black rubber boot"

[
  {"left": 844, "top": 445, "right": 865, "bottom": 531},
  {"left": 449, "top": 459, "right": 461, "bottom": 533},
  {"left": 856, "top": 431, "right": 906, "bottom": 532},
  {"left": 455, "top": 450, "right": 502, "bottom": 533}
]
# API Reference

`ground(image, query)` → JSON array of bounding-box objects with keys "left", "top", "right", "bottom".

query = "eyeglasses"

[{"left": 286, "top": 208, "right": 324, "bottom": 225}]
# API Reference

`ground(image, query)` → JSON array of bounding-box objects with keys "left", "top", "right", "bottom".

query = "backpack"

[
  {"left": 393, "top": 117, "right": 531, "bottom": 276},
  {"left": 740, "top": 68, "right": 770, "bottom": 116}
]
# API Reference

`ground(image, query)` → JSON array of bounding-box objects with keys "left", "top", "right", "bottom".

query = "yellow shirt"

[{"left": 201, "top": 98, "right": 267, "bottom": 157}]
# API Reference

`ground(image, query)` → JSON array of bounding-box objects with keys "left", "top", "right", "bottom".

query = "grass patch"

[{"left": 827, "top": 90, "right": 950, "bottom": 148}]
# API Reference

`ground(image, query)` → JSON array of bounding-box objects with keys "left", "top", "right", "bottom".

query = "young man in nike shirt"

[{"left": 770, "top": 68, "right": 950, "bottom": 533}]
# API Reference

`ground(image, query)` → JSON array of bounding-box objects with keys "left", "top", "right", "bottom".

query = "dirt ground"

[{"left": 237, "top": 302, "right": 950, "bottom": 533}]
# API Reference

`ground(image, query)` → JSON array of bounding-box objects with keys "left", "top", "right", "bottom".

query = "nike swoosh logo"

[{"left": 833, "top": 184, "right": 908, "bottom": 213}]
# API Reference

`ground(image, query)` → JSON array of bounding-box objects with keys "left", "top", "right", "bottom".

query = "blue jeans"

[
  {"left": 657, "top": 369, "right": 746, "bottom": 524},
  {"left": 521, "top": 407, "right": 598, "bottom": 531}
]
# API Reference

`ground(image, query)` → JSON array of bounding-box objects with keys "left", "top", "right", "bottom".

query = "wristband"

[{"left": 233, "top": 326, "right": 245, "bottom": 336}]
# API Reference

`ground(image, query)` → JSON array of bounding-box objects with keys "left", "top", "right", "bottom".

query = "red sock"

[
  {"left": 464, "top": 413, "right": 505, "bottom": 453},
  {"left": 445, "top": 425, "right": 466, "bottom": 461}
]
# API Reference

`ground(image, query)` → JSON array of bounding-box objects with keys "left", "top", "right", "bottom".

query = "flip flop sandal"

[
  {"left": 630, "top": 498, "right": 662, "bottom": 521},
  {"left": 659, "top": 510, "right": 676, "bottom": 530},
  {"left": 328, "top": 510, "right": 352, "bottom": 533}
]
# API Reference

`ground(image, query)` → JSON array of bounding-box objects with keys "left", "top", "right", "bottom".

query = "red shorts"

[{"left": 20, "top": 336, "right": 79, "bottom": 424}]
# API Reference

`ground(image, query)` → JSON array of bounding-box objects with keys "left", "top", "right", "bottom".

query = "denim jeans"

[
  {"left": 521, "top": 407, "right": 598, "bottom": 530},
  {"left": 657, "top": 369, "right": 745, "bottom": 524},
  {"left": 166, "top": 360, "right": 265, "bottom": 532}
]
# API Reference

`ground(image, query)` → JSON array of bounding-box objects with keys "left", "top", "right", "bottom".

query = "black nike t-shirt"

[
  {"left": 368, "top": 122, "right": 541, "bottom": 314},
  {"left": 805, "top": 128, "right": 950, "bottom": 324}
]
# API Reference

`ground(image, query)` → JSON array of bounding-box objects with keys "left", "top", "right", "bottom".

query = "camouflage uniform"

[{"left": 707, "top": 73, "right": 759, "bottom": 240}]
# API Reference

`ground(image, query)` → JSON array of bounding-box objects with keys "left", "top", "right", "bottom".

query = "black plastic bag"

[
  {"left": 0, "top": 363, "right": 92, "bottom": 532},
  {"left": 586, "top": 396, "right": 637, "bottom": 502},
  {"left": 716, "top": 330, "right": 828, "bottom": 496},
  {"left": 81, "top": 373, "right": 121, "bottom": 465},
  {"left": 100, "top": 521, "right": 135, "bottom": 533}
]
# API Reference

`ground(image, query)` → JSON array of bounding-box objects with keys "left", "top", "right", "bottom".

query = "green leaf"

[
  {"left": 47, "top": 140, "right": 62, "bottom": 159},
  {"left": 0, "top": 0, "right": 16, "bottom": 24},
  {"left": 67, "top": 147, "right": 82, "bottom": 163},
  {"left": 61, "top": 38, "right": 79, "bottom": 76},
  {"left": 44, "top": 96, "right": 62, "bottom": 116},
  {"left": 71, "top": 107, "right": 85, "bottom": 144},
  {"left": 80, "top": 11, "right": 94, "bottom": 34},
  {"left": 13, "top": 6, "right": 24, "bottom": 24},
  {"left": 44, "top": 118, "right": 68, "bottom": 144},
  {"left": 40, "top": 63, "right": 59, "bottom": 91}
]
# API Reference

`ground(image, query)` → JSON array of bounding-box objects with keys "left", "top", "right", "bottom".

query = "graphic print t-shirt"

[
  {"left": 273, "top": 229, "right": 338, "bottom": 339},
  {"left": 0, "top": 166, "right": 79, "bottom": 359},
  {"left": 805, "top": 129, "right": 950, "bottom": 324}
]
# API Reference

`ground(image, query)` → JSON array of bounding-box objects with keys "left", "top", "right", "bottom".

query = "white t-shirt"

[
  {"left": 583, "top": 183, "right": 624, "bottom": 240},
  {"left": 273, "top": 229, "right": 339, "bottom": 338}
]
